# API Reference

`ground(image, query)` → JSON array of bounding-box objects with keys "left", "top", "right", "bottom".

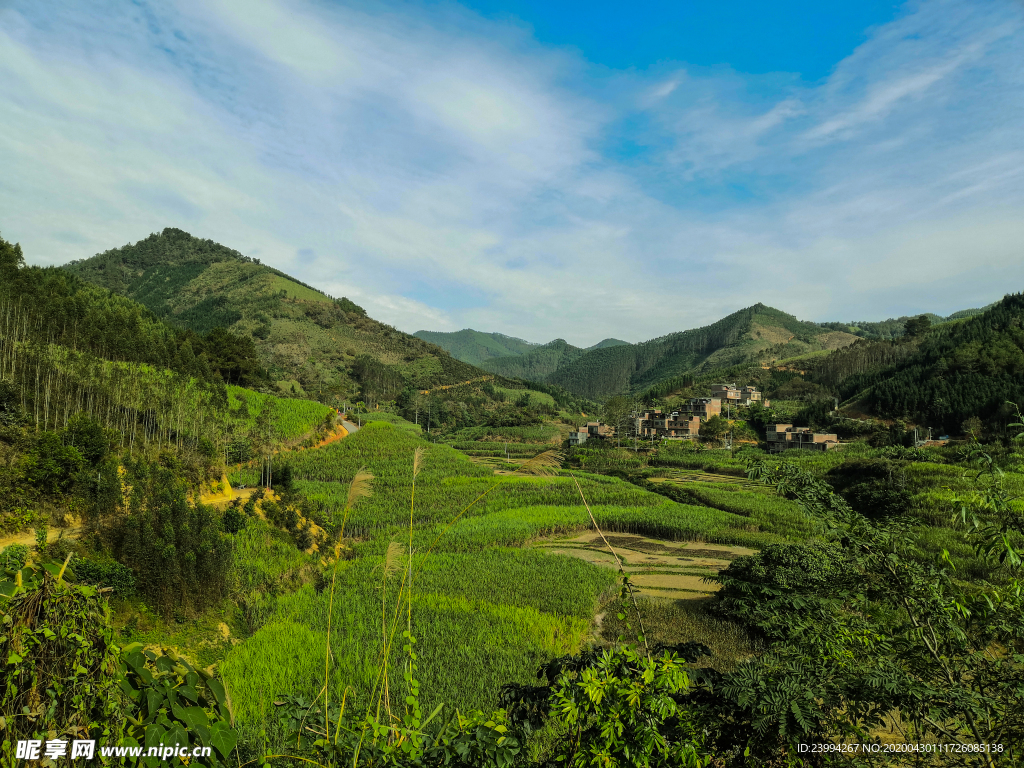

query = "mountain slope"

[
  {"left": 541, "top": 304, "right": 858, "bottom": 400},
  {"left": 62, "top": 228, "right": 487, "bottom": 403},
  {"left": 588, "top": 338, "right": 630, "bottom": 350},
  {"left": 412, "top": 329, "right": 539, "bottom": 366},
  {"left": 480, "top": 339, "right": 588, "bottom": 380},
  {"left": 821, "top": 303, "right": 999, "bottom": 340},
  {"left": 804, "top": 293, "right": 1024, "bottom": 433}
]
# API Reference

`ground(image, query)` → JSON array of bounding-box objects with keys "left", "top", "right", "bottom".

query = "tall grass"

[{"left": 227, "top": 385, "right": 333, "bottom": 440}]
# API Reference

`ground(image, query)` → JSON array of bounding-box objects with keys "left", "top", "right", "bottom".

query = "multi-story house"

[
  {"left": 636, "top": 409, "right": 702, "bottom": 440},
  {"left": 710, "top": 383, "right": 741, "bottom": 402},
  {"left": 711, "top": 383, "right": 767, "bottom": 406},
  {"left": 766, "top": 424, "right": 839, "bottom": 452},
  {"left": 568, "top": 421, "right": 615, "bottom": 447},
  {"left": 674, "top": 398, "right": 723, "bottom": 419}
]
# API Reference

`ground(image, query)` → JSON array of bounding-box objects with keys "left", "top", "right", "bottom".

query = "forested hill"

[
  {"left": 480, "top": 304, "right": 857, "bottom": 401},
  {"left": 481, "top": 339, "right": 588, "bottom": 380},
  {"left": 805, "top": 293, "right": 1024, "bottom": 434},
  {"left": 820, "top": 303, "right": 997, "bottom": 340},
  {"left": 414, "top": 328, "right": 629, "bottom": 367},
  {"left": 0, "top": 232, "right": 265, "bottom": 388},
  {"left": 62, "top": 228, "right": 489, "bottom": 404},
  {"left": 412, "top": 329, "right": 540, "bottom": 366}
]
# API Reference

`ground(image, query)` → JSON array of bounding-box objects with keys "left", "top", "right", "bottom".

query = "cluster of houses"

[{"left": 567, "top": 382, "right": 841, "bottom": 451}]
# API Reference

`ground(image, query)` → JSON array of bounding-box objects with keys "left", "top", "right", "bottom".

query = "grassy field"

[
  {"left": 222, "top": 422, "right": 777, "bottom": 737},
  {"left": 217, "top": 417, "right": 1024, "bottom": 755},
  {"left": 493, "top": 386, "right": 557, "bottom": 408},
  {"left": 359, "top": 410, "right": 423, "bottom": 435},
  {"left": 227, "top": 385, "right": 334, "bottom": 440}
]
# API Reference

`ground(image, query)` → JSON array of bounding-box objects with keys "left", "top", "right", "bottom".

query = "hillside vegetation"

[
  {"left": 4, "top": 221, "right": 1024, "bottom": 766},
  {"left": 804, "top": 293, "right": 1024, "bottom": 434},
  {"left": 475, "top": 303, "right": 858, "bottom": 401},
  {"left": 64, "top": 229, "right": 494, "bottom": 404},
  {"left": 412, "top": 329, "right": 540, "bottom": 366},
  {"left": 820, "top": 302, "right": 996, "bottom": 339}
]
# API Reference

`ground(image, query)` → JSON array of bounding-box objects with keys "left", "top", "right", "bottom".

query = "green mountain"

[
  {"left": 477, "top": 304, "right": 858, "bottom": 401},
  {"left": 803, "top": 293, "right": 1024, "bottom": 434},
  {"left": 481, "top": 339, "right": 587, "bottom": 380},
  {"left": 412, "top": 329, "right": 539, "bottom": 366},
  {"left": 62, "top": 228, "right": 488, "bottom": 403},
  {"left": 588, "top": 338, "right": 630, "bottom": 350},
  {"left": 821, "top": 303, "right": 999, "bottom": 340},
  {"left": 413, "top": 329, "right": 630, "bottom": 368}
]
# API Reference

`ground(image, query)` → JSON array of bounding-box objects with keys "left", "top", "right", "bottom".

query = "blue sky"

[
  {"left": 461, "top": 1, "right": 905, "bottom": 80},
  {"left": 1, "top": 0, "right": 1023, "bottom": 345}
]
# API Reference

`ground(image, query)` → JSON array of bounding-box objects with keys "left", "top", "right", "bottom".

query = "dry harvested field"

[{"left": 531, "top": 531, "right": 755, "bottom": 599}]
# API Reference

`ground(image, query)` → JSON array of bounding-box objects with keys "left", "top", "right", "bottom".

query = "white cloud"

[{"left": 0, "top": 0, "right": 1023, "bottom": 347}]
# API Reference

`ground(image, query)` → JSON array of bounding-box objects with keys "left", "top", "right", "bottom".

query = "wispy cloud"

[{"left": 0, "top": 0, "right": 1022, "bottom": 345}]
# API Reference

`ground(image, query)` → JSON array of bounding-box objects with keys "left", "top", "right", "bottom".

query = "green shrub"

[
  {"left": 1, "top": 543, "right": 29, "bottom": 571},
  {"left": 223, "top": 506, "right": 248, "bottom": 534},
  {"left": 73, "top": 556, "right": 137, "bottom": 595},
  {"left": 843, "top": 480, "right": 913, "bottom": 519},
  {"left": 113, "top": 462, "right": 232, "bottom": 617}
]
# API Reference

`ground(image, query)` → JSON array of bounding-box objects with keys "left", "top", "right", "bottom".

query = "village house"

[
  {"left": 710, "top": 383, "right": 767, "bottom": 406},
  {"left": 636, "top": 409, "right": 702, "bottom": 440},
  {"left": 568, "top": 421, "right": 614, "bottom": 447},
  {"left": 767, "top": 423, "right": 839, "bottom": 452},
  {"left": 674, "top": 397, "right": 723, "bottom": 419}
]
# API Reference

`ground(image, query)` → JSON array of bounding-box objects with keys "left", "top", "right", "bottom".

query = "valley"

[{"left": 2, "top": 229, "right": 1022, "bottom": 766}]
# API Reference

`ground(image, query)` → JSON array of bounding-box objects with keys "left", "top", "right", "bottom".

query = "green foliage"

[
  {"left": 63, "top": 412, "right": 111, "bottom": 464},
  {"left": 503, "top": 642, "right": 707, "bottom": 767},
  {"left": 904, "top": 313, "right": 932, "bottom": 337},
  {"left": 1, "top": 566, "right": 126, "bottom": 754},
  {"left": 0, "top": 560, "right": 238, "bottom": 766},
  {"left": 699, "top": 414, "right": 728, "bottom": 442},
  {"left": 74, "top": 555, "right": 137, "bottom": 595},
  {"left": 118, "top": 643, "right": 237, "bottom": 767},
  {"left": 21, "top": 431, "right": 85, "bottom": 492},
  {"left": 714, "top": 542, "right": 853, "bottom": 637},
  {"left": 113, "top": 462, "right": 232, "bottom": 617},
  {"left": 842, "top": 479, "right": 912, "bottom": 518},
  {"left": 1, "top": 543, "right": 29, "bottom": 571},
  {"left": 0, "top": 379, "right": 22, "bottom": 426},
  {"left": 222, "top": 506, "right": 247, "bottom": 534},
  {"left": 696, "top": 458, "right": 1024, "bottom": 764}
]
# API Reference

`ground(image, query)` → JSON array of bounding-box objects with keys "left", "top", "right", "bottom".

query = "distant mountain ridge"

[
  {"left": 412, "top": 329, "right": 540, "bottom": 366},
  {"left": 439, "top": 304, "right": 859, "bottom": 400},
  {"left": 413, "top": 328, "right": 628, "bottom": 367},
  {"left": 820, "top": 304, "right": 999, "bottom": 340}
]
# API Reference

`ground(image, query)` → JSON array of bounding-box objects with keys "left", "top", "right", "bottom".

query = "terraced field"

[
  {"left": 531, "top": 532, "right": 754, "bottom": 600},
  {"left": 648, "top": 468, "right": 764, "bottom": 489}
]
